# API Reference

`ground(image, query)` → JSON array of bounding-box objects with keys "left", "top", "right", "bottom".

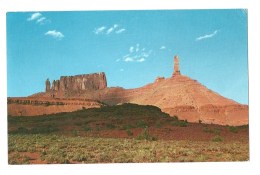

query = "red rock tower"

[
  {"left": 173, "top": 55, "right": 181, "bottom": 76},
  {"left": 45, "top": 78, "right": 51, "bottom": 92}
]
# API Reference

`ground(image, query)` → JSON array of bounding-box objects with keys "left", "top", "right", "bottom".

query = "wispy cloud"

[
  {"left": 106, "top": 24, "right": 118, "bottom": 34},
  {"left": 160, "top": 46, "right": 166, "bottom": 50},
  {"left": 116, "top": 28, "right": 126, "bottom": 34},
  {"left": 27, "top": 12, "right": 42, "bottom": 21},
  {"left": 36, "top": 17, "right": 46, "bottom": 24},
  {"left": 45, "top": 30, "right": 64, "bottom": 39},
  {"left": 120, "top": 68, "right": 124, "bottom": 71},
  {"left": 125, "top": 57, "right": 134, "bottom": 62},
  {"left": 196, "top": 30, "right": 218, "bottom": 41},
  {"left": 117, "top": 44, "right": 152, "bottom": 63},
  {"left": 94, "top": 26, "right": 106, "bottom": 34},
  {"left": 106, "top": 27, "right": 115, "bottom": 34},
  {"left": 94, "top": 24, "right": 125, "bottom": 35},
  {"left": 27, "top": 12, "right": 49, "bottom": 25},
  {"left": 136, "top": 58, "right": 145, "bottom": 62}
]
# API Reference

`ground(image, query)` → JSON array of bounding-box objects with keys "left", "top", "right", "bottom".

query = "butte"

[{"left": 8, "top": 56, "right": 248, "bottom": 126}]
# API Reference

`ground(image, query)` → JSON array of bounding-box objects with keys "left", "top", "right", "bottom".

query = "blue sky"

[{"left": 7, "top": 10, "right": 248, "bottom": 104}]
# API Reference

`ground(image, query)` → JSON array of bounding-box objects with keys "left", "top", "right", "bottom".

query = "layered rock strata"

[{"left": 18, "top": 56, "right": 248, "bottom": 126}]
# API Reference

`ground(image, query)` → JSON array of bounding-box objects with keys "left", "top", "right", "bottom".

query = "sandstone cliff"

[
  {"left": 7, "top": 97, "right": 103, "bottom": 116},
  {"left": 24, "top": 56, "right": 249, "bottom": 126},
  {"left": 46, "top": 72, "right": 107, "bottom": 93}
]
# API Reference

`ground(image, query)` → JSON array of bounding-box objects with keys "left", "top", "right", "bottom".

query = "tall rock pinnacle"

[
  {"left": 173, "top": 55, "right": 181, "bottom": 76},
  {"left": 45, "top": 78, "right": 51, "bottom": 92}
]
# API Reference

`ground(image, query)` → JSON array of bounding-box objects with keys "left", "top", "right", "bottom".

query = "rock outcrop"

[
  {"left": 7, "top": 97, "right": 103, "bottom": 116},
  {"left": 46, "top": 72, "right": 107, "bottom": 93},
  {"left": 173, "top": 55, "right": 181, "bottom": 76},
  {"left": 25, "top": 55, "right": 248, "bottom": 126},
  {"left": 45, "top": 79, "right": 51, "bottom": 92}
]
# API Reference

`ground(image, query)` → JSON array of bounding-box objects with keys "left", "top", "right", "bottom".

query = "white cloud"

[
  {"left": 160, "top": 46, "right": 166, "bottom": 50},
  {"left": 125, "top": 57, "right": 134, "bottom": 62},
  {"left": 119, "top": 44, "right": 152, "bottom": 63},
  {"left": 116, "top": 28, "right": 126, "bottom": 34},
  {"left": 27, "top": 12, "right": 50, "bottom": 25},
  {"left": 106, "top": 27, "right": 114, "bottom": 34},
  {"left": 137, "top": 58, "right": 145, "bottom": 62},
  {"left": 45, "top": 30, "right": 64, "bottom": 39},
  {"left": 27, "top": 12, "right": 42, "bottom": 21},
  {"left": 196, "top": 30, "right": 218, "bottom": 41},
  {"left": 106, "top": 24, "right": 119, "bottom": 35},
  {"left": 94, "top": 26, "right": 106, "bottom": 34},
  {"left": 95, "top": 24, "right": 126, "bottom": 35},
  {"left": 129, "top": 47, "right": 134, "bottom": 53},
  {"left": 36, "top": 17, "right": 46, "bottom": 24}
]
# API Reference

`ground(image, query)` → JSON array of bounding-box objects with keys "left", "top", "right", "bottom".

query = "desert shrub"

[
  {"left": 203, "top": 127, "right": 214, "bottom": 133},
  {"left": 8, "top": 153, "right": 30, "bottom": 164},
  {"left": 123, "top": 124, "right": 135, "bottom": 130},
  {"left": 126, "top": 129, "right": 133, "bottom": 136},
  {"left": 95, "top": 126, "right": 101, "bottom": 131},
  {"left": 212, "top": 136, "right": 224, "bottom": 142},
  {"left": 214, "top": 128, "right": 222, "bottom": 135},
  {"left": 136, "top": 128, "right": 157, "bottom": 141},
  {"left": 10, "top": 127, "right": 29, "bottom": 134},
  {"left": 74, "top": 122, "right": 82, "bottom": 126},
  {"left": 83, "top": 126, "right": 92, "bottom": 131},
  {"left": 72, "top": 129, "right": 78, "bottom": 136},
  {"left": 136, "top": 120, "right": 147, "bottom": 128},
  {"left": 72, "top": 152, "right": 88, "bottom": 162},
  {"left": 30, "top": 127, "right": 59, "bottom": 134},
  {"left": 106, "top": 123, "right": 116, "bottom": 129},
  {"left": 155, "top": 121, "right": 163, "bottom": 128},
  {"left": 171, "top": 120, "right": 188, "bottom": 127},
  {"left": 172, "top": 115, "right": 179, "bottom": 121},
  {"left": 228, "top": 126, "right": 238, "bottom": 133}
]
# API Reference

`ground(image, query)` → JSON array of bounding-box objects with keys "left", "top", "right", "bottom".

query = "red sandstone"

[{"left": 8, "top": 55, "right": 248, "bottom": 126}]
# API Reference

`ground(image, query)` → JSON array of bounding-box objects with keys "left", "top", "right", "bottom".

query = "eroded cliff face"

[
  {"left": 46, "top": 72, "right": 107, "bottom": 92},
  {"left": 25, "top": 56, "right": 248, "bottom": 126}
]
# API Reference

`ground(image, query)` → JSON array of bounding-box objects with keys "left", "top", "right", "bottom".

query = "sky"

[{"left": 7, "top": 10, "right": 248, "bottom": 104}]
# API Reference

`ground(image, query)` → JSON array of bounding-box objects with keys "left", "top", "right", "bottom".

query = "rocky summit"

[{"left": 8, "top": 55, "right": 248, "bottom": 126}]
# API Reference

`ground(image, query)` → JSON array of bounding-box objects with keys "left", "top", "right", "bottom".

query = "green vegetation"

[
  {"left": 155, "top": 121, "right": 163, "bottom": 128},
  {"left": 136, "top": 127, "right": 157, "bottom": 141},
  {"left": 8, "top": 103, "right": 188, "bottom": 136},
  {"left": 126, "top": 129, "right": 133, "bottom": 136},
  {"left": 72, "top": 129, "right": 79, "bottom": 136},
  {"left": 83, "top": 125, "right": 92, "bottom": 131},
  {"left": 136, "top": 120, "right": 147, "bottom": 128},
  {"left": 8, "top": 103, "right": 249, "bottom": 164},
  {"left": 8, "top": 103, "right": 172, "bottom": 135},
  {"left": 212, "top": 136, "right": 224, "bottom": 142},
  {"left": 8, "top": 134, "right": 248, "bottom": 164},
  {"left": 106, "top": 123, "right": 116, "bottom": 129},
  {"left": 203, "top": 127, "right": 213, "bottom": 133},
  {"left": 171, "top": 119, "right": 188, "bottom": 127},
  {"left": 228, "top": 126, "right": 238, "bottom": 133}
]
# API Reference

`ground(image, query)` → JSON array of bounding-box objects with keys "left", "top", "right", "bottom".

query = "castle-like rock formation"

[{"left": 46, "top": 72, "right": 107, "bottom": 93}]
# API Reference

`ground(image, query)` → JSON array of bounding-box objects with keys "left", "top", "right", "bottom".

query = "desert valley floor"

[{"left": 8, "top": 103, "right": 249, "bottom": 164}]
